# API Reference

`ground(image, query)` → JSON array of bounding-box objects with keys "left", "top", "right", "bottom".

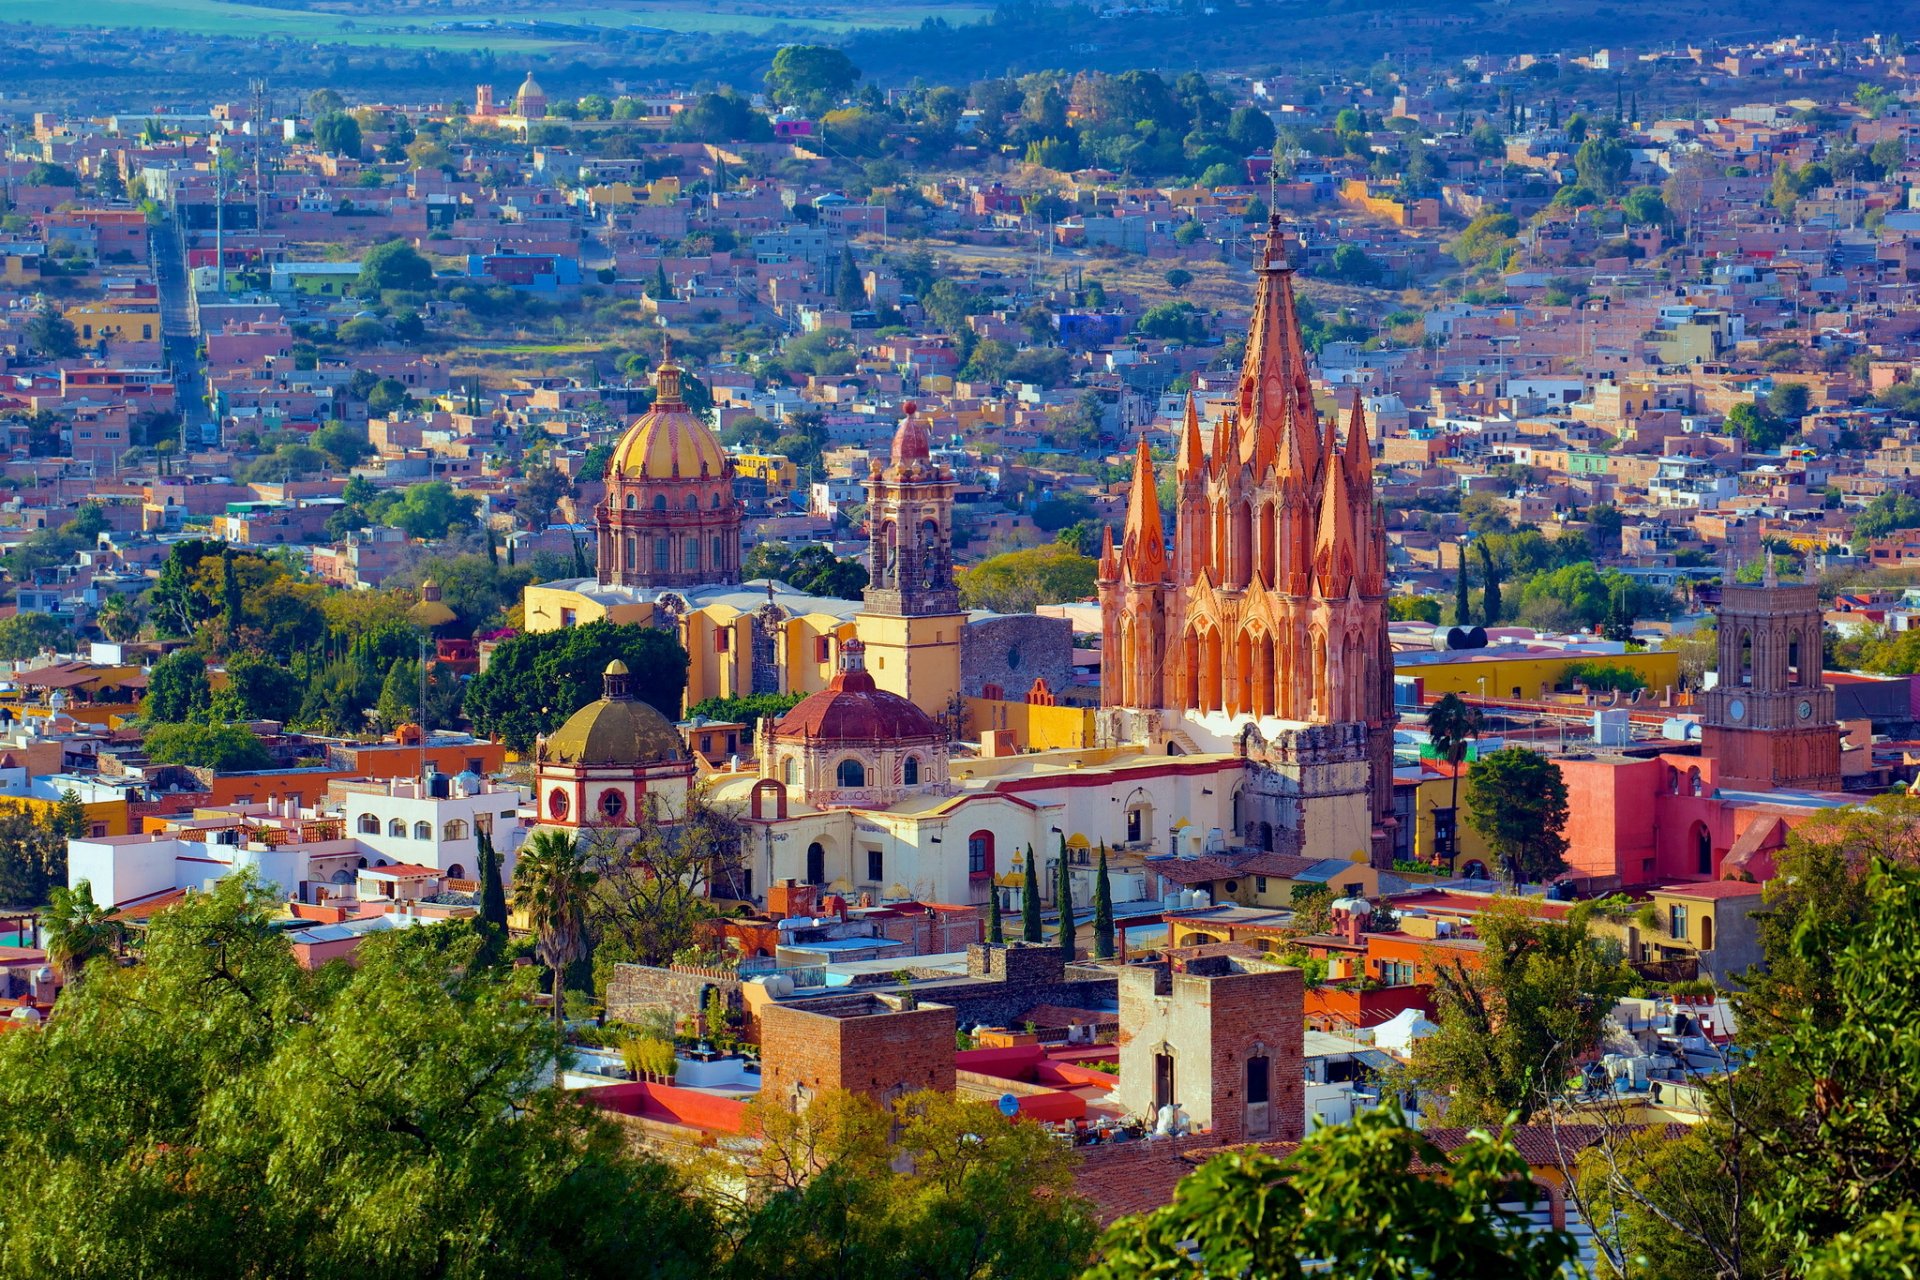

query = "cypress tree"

[
  {"left": 987, "top": 875, "right": 1004, "bottom": 944},
  {"left": 487, "top": 527, "right": 498, "bottom": 566},
  {"left": 1454, "top": 543, "right": 1471, "bottom": 625},
  {"left": 1021, "top": 843, "right": 1042, "bottom": 942},
  {"left": 1056, "top": 835, "right": 1075, "bottom": 959},
  {"left": 472, "top": 828, "right": 509, "bottom": 967},
  {"left": 1478, "top": 542, "right": 1503, "bottom": 627},
  {"left": 1092, "top": 843, "right": 1115, "bottom": 960}
]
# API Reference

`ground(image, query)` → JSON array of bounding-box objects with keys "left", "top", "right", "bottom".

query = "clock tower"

[{"left": 1699, "top": 564, "right": 1840, "bottom": 792}]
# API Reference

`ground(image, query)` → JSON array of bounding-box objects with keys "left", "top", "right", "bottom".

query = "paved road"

[{"left": 151, "top": 219, "right": 206, "bottom": 447}]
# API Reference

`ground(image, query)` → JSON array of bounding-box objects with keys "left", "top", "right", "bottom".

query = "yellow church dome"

[
  {"left": 543, "top": 661, "right": 688, "bottom": 766},
  {"left": 609, "top": 351, "right": 728, "bottom": 481}
]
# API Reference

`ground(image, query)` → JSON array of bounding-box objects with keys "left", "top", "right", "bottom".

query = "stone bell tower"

[{"left": 1699, "top": 560, "right": 1840, "bottom": 792}]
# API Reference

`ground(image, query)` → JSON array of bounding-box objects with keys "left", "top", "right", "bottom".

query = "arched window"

[
  {"left": 446, "top": 863, "right": 466, "bottom": 880},
  {"left": 1700, "top": 915, "right": 1714, "bottom": 952},
  {"left": 600, "top": 788, "right": 626, "bottom": 822},
  {"left": 836, "top": 758, "right": 866, "bottom": 788},
  {"left": 624, "top": 537, "right": 635, "bottom": 570},
  {"left": 902, "top": 755, "right": 920, "bottom": 785},
  {"left": 548, "top": 788, "right": 570, "bottom": 821},
  {"left": 967, "top": 830, "right": 994, "bottom": 877},
  {"left": 443, "top": 819, "right": 469, "bottom": 841},
  {"left": 653, "top": 493, "right": 667, "bottom": 511},
  {"left": 413, "top": 821, "right": 432, "bottom": 840},
  {"left": 624, "top": 493, "right": 636, "bottom": 509},
  {"left": 388, "top": 818, "right": 406, "bottom": 837},
  {"left": 711, "top": 492, "right": 722, "bottom": 508},
  {"left": 782, "top": 757, "right": 796, "bottom": 785},
  {"left": 357, "top": 813, "right": 379, "bottom": 834},
  {"left": 1739, "top": 630, "right": 1753, "bottom": 685},
  {"left": 1694, "top": 822, "right": 1712, "bottom": 876},
  {"left": 1689, "top": 767, "right": 1703, "bottom": 797},
  {"left": 806, "top": 841, "right": 826, "bottom": 885}
]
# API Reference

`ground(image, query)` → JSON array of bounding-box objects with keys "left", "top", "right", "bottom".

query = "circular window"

[
  {"left": 548, "top": 788, "right": 570, "bottom": 821},
  {"left": 1225, "top": 880, "right": 1238, "bottom": 894},
  {"left": 600, "top": 789, "right": 626, "bottom": 821},
  {"left": 1006, "top": 646, "right": 1022, "bottom": 671}
]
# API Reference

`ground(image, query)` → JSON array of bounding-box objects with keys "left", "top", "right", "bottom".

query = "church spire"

[
  {"left": 1176, "top": 390, "right": 1206, "bottom": 483},
  {"left": 1342, "top": 395, "right": 1373, "bottom": 495},
  {"left": 1120, "top": 436, "right": 1166, "bottom": 582},
  {"left": 1098, "top": 520, "right": 1118, "bottom": 581},
  {"left": 1237, "top": 212, "right": 1320, "bottom": 480}
]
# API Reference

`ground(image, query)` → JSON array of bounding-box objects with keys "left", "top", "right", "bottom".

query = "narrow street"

[{"left": 151, "top": 218, "right": 206, "bottom": 447}]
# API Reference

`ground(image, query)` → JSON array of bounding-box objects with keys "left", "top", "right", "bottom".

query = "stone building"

[
  {"left": 1699, "top": 564, "right": 1841, "bottom": 791},
  {"left": 1116, "top": 945, "right": 1304, "bottom": 1145},
  {"left": 758, "top": 991, "right": 957, "bottom": 1110},
  {"left": 1097, "top": 215, "right": 1397, "bottom": 866}
]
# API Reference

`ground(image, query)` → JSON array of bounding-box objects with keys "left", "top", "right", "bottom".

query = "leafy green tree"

[
  {"left": 1446, "top": 212, "right": 1518, "bottom": 269},
  {"left": 0, "top": 875, "right": 719, "bottom": 1276},
  {"left": 311, "top": 421, "right": 373, "bottom": 468},
  {"left": 1091, "top": 844, "right": 1114, "bottom": 959},
  {"left": 1021, "top": 843, "right": 1042, "bottom": 943},
  {"left": 145, "top": 650, "right": 212, "bottom": 723},
  {"left": 0, "top": 612, "right": 72, "bottom": 660},
  {"left": 1620, "top": 184, "right": 1668, "bottom": 226},
  {"left": 766, "top": 45, "right": 860, "bottom": 110},
  {"left": 312, "top": 110, "right": 363, "bottom": 158},
  {"left": 712, "top": 1088, "right": 1094, "bottom": 1280},
  {"left": 0, "top": 804, "right": 65, "bottom": 907},
  {"left": 356, "top": 238, "right": 432, "bottom": 295},
  {"left": 1463, "top": 746, "right": 1569, "bottom": 887},
  {"left": 513, "top": 829, "right": 596, "bottom": 1024},
  {"left": 378, "top": 480, "right": 479, "bottom": 540},
  {"left": 958, "top": 544, "right": 1098, "bottom": 614},
  {"left": 143, "top": 723, "right": 274, "bottom": 771},
  {"left": 1087, "top": 1104, "right": 1576, "bottom": 1279},
  {"left": 48, "top": 788, "right": 87, "bottom": 841},
  {"left": 24, "top": 303, "right": 79, "bottom": 358},
  {"left": 464, "top": 621, "right": 689, "bottom": 753},
  {"left": 1412, "top": 897, "right": 1631, "bottom": 1124}
]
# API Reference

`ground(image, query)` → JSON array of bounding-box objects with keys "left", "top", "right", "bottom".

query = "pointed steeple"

[
  {"left": 1236, "top": 210, "right": 1321, "bottom": 481},
  {"left": 1209, "top": 404, "right": 1234, "bottom": 480},
  {"left": 1176, "top": 391, "right": 1206, "bottom": 483},
  {"left": 1098, "top": 520, "right": 1119, "bottom": 581},
  {"left": 1342, "top": 395, "right": 1373, "bottom": 495},
  {"left": 1120, "top": 436, "right": 1166, "bottom": 582}
]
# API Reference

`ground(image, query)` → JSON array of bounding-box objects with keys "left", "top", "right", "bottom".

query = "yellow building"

[
  {"left": 732, "top": 452, "right": 799, "bottom": 494},
  {"left": 64, "top": 300, "right": 161, "bottom": 349},
  {"left": 1395, "top": 647, "right": 1680, "bottom": 704}
]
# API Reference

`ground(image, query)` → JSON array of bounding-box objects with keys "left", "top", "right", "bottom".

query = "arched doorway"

[
  {"left": 806, "top": 842, "right": 826, "bottom": 885},
  {"left": 1693, "top": 822, "right": 1712, "bottom": 876}
]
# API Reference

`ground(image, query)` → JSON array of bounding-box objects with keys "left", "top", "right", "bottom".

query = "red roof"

[
  {"left": 774, "top": 648, "right": 946, "bottom": 745},
  {"left": 1657, "top": 879, "right": 1765, "bottom": 900},
  {"left": 361, "top": 863, "right": 440, "bottom": 878}
]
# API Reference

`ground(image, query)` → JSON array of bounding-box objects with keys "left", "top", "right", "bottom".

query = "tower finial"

[{"left": 1763, "top": 546, "right": 1777, "bottom": 588}]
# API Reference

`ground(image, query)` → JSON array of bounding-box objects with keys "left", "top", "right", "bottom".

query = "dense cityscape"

[{"left": 0, "top": 3, "right": 1914, "bottom": 1275}]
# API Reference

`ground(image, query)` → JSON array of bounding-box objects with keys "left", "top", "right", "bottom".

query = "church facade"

[{"left": 1097, "top": 220, "right": 1399, "bottom": 867}]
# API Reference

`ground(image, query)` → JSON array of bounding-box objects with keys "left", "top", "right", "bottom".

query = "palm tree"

[
  {"left": 42, "top": 880, "right": 117, "bottom": 986},
  {"left": 512, "top": 829, "right": 597, "bottom": 1024},
  {"left": 1425, "top": 693, "right": 1482, "bottom": 875}
]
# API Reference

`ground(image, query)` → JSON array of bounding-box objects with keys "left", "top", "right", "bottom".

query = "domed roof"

[
  {"left": 545, "top": 661, "right": 688, "bottom": 766},
  {"left": 773, "top": 640, "right": 947, "bottom": 744},
  {"left": 609, "top": 350, "right": 729, "bottom": 482},
  {"left": 890, "top": 402, "right": 930, "bottom": 465},
  {"left": 517, "top": 70, "right": 546, "bottom": 100}
]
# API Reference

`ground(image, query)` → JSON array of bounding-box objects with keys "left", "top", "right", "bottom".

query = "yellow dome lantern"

[{"left": 608, "top": 348, "right": 729, "bottom": 482}]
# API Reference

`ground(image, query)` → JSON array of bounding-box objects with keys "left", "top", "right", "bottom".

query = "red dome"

[
  {"left": 890, "top": 406, "right": 931, "bottom": 464},
  {"left": 773, "top": 640, "right": 946, "bottom": 743}
]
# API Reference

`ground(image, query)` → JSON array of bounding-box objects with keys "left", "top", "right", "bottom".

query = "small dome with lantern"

[
  {"left": 764, "top": 639, "right": 951, "bottom": 808},
  {"left": 543, "top": 661, "right": 687, "bottom": 767},
  {"left": 535, "top": 661, "right": 694, "bottom": 829}
]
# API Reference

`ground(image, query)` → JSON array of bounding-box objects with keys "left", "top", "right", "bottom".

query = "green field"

[{"left": 11, "top": 0, "right": 991, "bottom": 48}]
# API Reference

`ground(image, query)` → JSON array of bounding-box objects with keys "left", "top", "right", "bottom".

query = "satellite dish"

[{"left": 997, "top": 1093, "right": 1020, "bottom": 1119}]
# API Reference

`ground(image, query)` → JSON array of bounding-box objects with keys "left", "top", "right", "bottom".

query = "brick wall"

[
  {"left": 1115, "top": 955, "right": 1304, "bottom": 1146},
  {"left": 759, "top": 993, "right": 957, "bottom": 1108}
]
